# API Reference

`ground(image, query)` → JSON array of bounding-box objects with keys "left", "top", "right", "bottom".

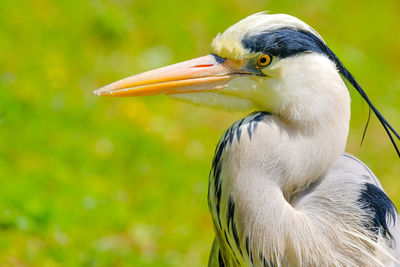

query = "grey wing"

[
  {"left": 294, "top": 153, "right": 400, "bottom": 265},
  {"left": 336, "top": 153, "right": 400, "bottom": 265},
  {"left": 340, "top": 153, "right": 384, "bottom": 188}
]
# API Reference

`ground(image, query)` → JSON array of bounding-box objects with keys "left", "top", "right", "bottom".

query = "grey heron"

[{"left": 95, "top": 13, "right": 400, "bottom": 266}]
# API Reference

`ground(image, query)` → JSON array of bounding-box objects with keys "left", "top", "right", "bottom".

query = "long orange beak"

[{"left": 94, "top": 55, "right": 247, "bottom": 97}]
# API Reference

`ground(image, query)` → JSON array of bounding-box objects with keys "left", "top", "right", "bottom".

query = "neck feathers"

[{"left": 208, "top": 104, "right": 350, "bottom": 265}]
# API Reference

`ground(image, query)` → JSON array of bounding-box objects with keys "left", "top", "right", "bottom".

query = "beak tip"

[
  {"left": 93, "top": 86, "right": 112, "bottom": 96},
  {"left": 93, "top": 90, "right": 104, "bottom": 97}
]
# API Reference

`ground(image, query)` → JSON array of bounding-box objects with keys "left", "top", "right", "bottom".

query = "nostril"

[{"left": 192, "top": 64, "right": 214, "bottom": 68}]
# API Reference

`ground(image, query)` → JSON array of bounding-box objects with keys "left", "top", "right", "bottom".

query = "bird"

[{"left": 94, "top": 12, "right": 400, "bottom": 267}]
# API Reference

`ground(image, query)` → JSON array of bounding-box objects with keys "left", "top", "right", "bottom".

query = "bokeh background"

[{"left": 1, "top": 0, "right": 399, "bottom": 266}]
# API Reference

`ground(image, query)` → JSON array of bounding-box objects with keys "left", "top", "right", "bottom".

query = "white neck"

[
  {"left": 216, "top": 111, "right": 351, "bottom": 265},
  {"left": 213, "top": 62, "right": 353, "bottom": 265}
]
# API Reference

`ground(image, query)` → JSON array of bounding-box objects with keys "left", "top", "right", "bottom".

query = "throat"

[
  {"left": 209, "top": 109, "right": 350, "bottom": 209},
  {"left": 257, "top": 113, "right": 349, "bottom": 191}
]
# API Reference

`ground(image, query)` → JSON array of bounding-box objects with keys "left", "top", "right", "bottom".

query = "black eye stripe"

[{"left": 242, "top": 28, "right": 326, "bottom": 59}]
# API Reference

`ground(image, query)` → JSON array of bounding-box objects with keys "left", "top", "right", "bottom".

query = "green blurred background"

[{"left": 0, "top": 0, "right": 399, "bottom": 266}]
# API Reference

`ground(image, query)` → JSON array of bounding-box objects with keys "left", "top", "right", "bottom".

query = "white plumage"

[{"left": 208, "top": 112, "right": 399, "bottom": 266}]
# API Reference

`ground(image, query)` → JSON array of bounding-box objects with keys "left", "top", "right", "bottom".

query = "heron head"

[
  {"left": 94, "top": 13, "right": 347, "bottom": 119},
  {"left": 94, "top": 13, "right": 399, "bottom": 153}
]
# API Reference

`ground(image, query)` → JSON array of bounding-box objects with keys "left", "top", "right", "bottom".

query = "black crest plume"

[{"left": 324, "top": 45, "right": 400, "bottom": 158}]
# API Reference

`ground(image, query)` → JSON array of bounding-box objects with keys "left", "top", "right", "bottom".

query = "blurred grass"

[{"left": 0, "top": 0, "right": 399, "bottom": 266}]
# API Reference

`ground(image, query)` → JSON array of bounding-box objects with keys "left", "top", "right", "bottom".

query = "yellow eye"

[{"left": 256, "top": 53, "right": 272, "bottom": 68}]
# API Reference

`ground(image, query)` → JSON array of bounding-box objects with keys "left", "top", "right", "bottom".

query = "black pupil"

[{"left": 260, "top": 57, "right": 267, "bottom": 64}]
